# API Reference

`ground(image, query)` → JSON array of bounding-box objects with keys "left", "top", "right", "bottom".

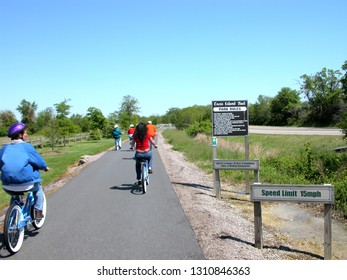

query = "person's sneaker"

[
  {"left": 148, "top": 168, "right": 153, "bottom": 174},
  {"left": 137, "top": 180, "right": 142, "bottom": 185},
  {"left": 35, "top": 209, "right": 44, "bottom": 220}
]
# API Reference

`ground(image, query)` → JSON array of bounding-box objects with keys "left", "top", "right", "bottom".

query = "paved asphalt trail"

[{"left": 0, "top": 141, "right": 204, "bottom": 260}]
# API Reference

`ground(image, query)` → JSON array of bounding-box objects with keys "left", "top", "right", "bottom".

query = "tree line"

[
  {"left": 162, "top": 61, "right": 347, "bottom": 139},
  {"left": 0, "top": 96, "right": 153, "bottom": 149},
  {"left": 1, "top": 60, "right": 347, "bottom": 143}
]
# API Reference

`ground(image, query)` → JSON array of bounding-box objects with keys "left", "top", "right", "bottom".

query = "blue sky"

[{"left": 1, "top": 0, "right": 346, "bottom": 119}]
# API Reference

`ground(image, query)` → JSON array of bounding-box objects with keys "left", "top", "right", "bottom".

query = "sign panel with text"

[
  {"left": 251, "top": 184, "right": 334, "bottom": 204},
  {"left": 212, "top": 100, "right": 248, "bottom": 136},
  {"left": 213, "top": 160, "right": 259, "bottom": 170}
]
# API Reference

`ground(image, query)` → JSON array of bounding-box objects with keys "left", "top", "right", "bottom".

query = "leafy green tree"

[
  {"left": 0, "top": 110, "right": 17, "bottom": 136},
  {"left": 162, "top": 107, "right": 181, "bottom": 125},
  {"left": 249, "top": 95, "right": 272, "bottom": 125},
  {"left": 86, "top": 107, "right": 106, "bottom": 139},
  {"left": 339, "top": 61, "right": 347, "bottom": 139},
  {"left": 341, "top": 60, "right": 347, "bottom": 102},
  {"left": 118, "top": 95, "right": 140, "bottom": 128},
  {"left": 270, "top": 87, "right": 301, "bottom": 126},
  {"left": 57, "top": 118, "right": 79, "bottom": 145},
  {"left": 71, "top": 114, "right": 90, "bottom": 132},
  {"left": 186, "top": 119, "right": 212, "bottom": 137},
  {"left": 55, "top": 98, "right": 71, "bottom": 120},
  {"left": 299, "top": 68, "right": 344, "bottom": 125},
  {"left": 16, "top": 99, "right": 38, "bottom": 132},
  {"left": 146, "top": 115, "right": 161, "bottom": 125},
  {"left": 36, "top": 107, "right": 55, "bottom": 132},
  {"left": 86, "top": 107, "right": 106, "bottom": 130},
  {"left": 40, "top": 109, "right": 60, "bottom": 151},
  {"left": 107, "top": 111, "right": 119, "bottom": 124},
  {"left": 54, "top": 99, "right": 77, "bottom": 145},
  {"left": 171, "top": 105, "right": 210, "bottom": 130}
]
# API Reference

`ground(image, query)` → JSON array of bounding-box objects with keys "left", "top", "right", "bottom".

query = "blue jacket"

[
  {"left": 112, "top": 128, "right": 122, "bottom": 139},
  {"left": 0, "top": 141, "right": 47, "bottom": 186}
]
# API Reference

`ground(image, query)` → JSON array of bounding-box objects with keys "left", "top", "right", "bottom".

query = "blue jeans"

[
  {"left": 9, "top": 182, "right": 44, "bottom": 211},
  {"left": 114, "top": 138, "right": 121, "bottom": 149},
  {"left": 135, "top": 151, "right": 152, "bottom": 180}
]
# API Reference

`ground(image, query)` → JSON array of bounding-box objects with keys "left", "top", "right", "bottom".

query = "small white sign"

[
  {"left": 251, "top": 184, "right": 334, "bottom": 204},
  {"left": 213, "top": 160, "right": 259, "bottom": 170}
]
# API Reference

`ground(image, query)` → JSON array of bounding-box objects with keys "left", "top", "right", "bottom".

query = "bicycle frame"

[
  {"left": 138, "top": 158, "right": 149, "bottom": 194},
  {"left": 142, "top": 160, "right": 149, "bottom": 179},
  {"left": 11, "top": 192, "right": 35, "bottom": 230}
]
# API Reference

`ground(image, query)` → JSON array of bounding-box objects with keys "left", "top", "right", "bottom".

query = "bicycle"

[
  {"left": 2, "top": 186, "right": 47, "bottom": 254},
  {"left": 130, "top": 144, "right": 156, "bottom": 194}
]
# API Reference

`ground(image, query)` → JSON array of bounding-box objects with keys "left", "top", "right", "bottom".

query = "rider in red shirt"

[
  {"left": 127, "top": 124, "right": 135, "bottom": 141},
  {"left": 130, "top": 122, "right": 157, "bottom": 184}
]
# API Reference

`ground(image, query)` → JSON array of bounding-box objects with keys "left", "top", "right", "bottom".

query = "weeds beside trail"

[{"left": 162, "top": 128, "right": 347, "bottom": 219}]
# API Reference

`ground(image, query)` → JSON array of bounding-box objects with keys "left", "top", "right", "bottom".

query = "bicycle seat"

[
  {"left": 3, "top": 190, "right": 27, "bottom": 196},
  {"left": 2, "top": 184, "right": 34, "bottom": 196}
]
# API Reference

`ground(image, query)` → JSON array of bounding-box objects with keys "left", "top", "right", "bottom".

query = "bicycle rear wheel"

[
  {"left": 31, "top": 192, "right": 47, "bottom": 229},
  {"left": 4, "top": 204, "right": 25, "bottom": 254},
  {"left": 141, "top": 163, "right": 147, "bottom": 194}
]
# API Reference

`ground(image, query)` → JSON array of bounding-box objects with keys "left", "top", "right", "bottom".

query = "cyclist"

[
  {"left": 129, "top": 122, "right": 157, "bottom": 184},
  {"left": 112, "top": 124, "right": 122, "bottom": 150},
  {"left": 146, "top": 120, "right": 157, "bottom": 145},
  {"left": 127, "top": 124, "right": 135, "bottom": 141},
  {"left": 0, "top": 122, "right": 49, "bottom": 219}
]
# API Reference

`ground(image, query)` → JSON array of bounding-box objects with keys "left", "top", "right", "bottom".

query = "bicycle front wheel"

[
  {"left": 4, "top": 204, "right": 25, "bottom": 254},
  {"left": 141, "top": 163, "right": 147, "bottom": 194},
  {"left": 31, "top": 192, "right": 47, "bottom": 229}
]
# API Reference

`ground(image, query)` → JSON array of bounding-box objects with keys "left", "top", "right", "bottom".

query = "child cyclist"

[
  {"left": 129, "top": 122, "right": 157, "bottom": 185},
  {"left": 0, "top": 122, "right": 49, "bottom": 219}
]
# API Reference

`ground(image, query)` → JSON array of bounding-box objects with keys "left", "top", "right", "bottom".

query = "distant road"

[{"left": 249, "top": 126, "right": 343, "bottom": 136}]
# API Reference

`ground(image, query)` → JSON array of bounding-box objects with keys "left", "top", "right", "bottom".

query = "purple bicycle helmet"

[{"left": 7, "top": 122, "right": 26, "bottom": 138}]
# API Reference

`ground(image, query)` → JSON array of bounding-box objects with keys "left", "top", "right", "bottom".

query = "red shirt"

[
  {"left": 128, "top": 128, "right": 135, "bottom": 135},
  {"left": 134, "top": 133, "right": 152, "bottom": 150}
]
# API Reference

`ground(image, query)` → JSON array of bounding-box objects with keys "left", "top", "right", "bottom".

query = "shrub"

[
  {"left": 90, "top": 129, "right": 103, "bottom": 140},
  {"left": 186, "top": 120, "right": 212, "bottom": 137}
]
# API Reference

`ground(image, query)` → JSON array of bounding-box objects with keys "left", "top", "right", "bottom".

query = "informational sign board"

[
  {"left": 251, "top": 184, "right": 334, "bottom": 204},
  {"left": 212, "top": 100, "right": 248, "bottom": 136},
  {"left": 213, "top": 160, "right": 259, "bottom": 170}
]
